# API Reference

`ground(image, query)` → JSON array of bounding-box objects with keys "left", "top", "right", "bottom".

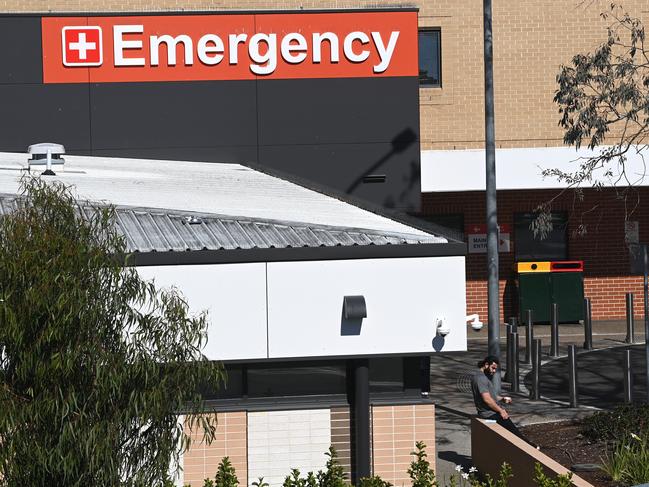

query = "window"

[
  {"left": 418, "top": 29, "right": 441, "bottom": 87},
  {"left": 514, "top": 212, "right": 568, "bottom": 261}
]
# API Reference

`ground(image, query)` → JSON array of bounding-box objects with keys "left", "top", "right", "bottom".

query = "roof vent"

[{"left": 28, "top": 142, "right": 65, "bottom": 176}]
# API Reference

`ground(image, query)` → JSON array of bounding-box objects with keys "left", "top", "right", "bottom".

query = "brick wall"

[
  {"left": 3, "top": 0, "right": 647, "bottom": 152},
  {"left": 183, "top": 411, "right": 248, "bottom": 487},
  {"left": 330, "top": 407, "right": 353, "bottom": 481},
  {"left": 371, "top": 404, "right": 436, "bottom": 486},
  {"left": 422, "top": 187, "right": 649, "bottom": 321}
]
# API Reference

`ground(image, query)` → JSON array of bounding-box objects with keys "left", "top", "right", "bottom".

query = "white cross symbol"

[{"left": 69, "top": 33, "right": 96, "bottom": 60}]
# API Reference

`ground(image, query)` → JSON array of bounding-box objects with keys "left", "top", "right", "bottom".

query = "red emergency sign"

[{"left": 42, "top": 12, "right": 418, "bottom": 84}]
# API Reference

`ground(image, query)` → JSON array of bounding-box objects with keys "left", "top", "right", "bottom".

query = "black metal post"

[
  {"left": 525, "top": 309, "right": 533, "bottom": 364},
  {"left": 483, "top": 0, "right": 501, "bottom": 395},
  {"left": 626, "top": 293, "right": 635, "bottom": 344},
  {"left": 531, "top": 339, "right": 541, "bottom": 400},
  {"left": 505, "top": 324, "right": 512, "bottom": 382},
  {"left": 511, "top": 331, "right": 520, "bottom": 393},
  {"left": 643, "top": 245, "right": 649, "bottom": 405},
  {"left": 568, "top": 345, "right": 578, "bottom": 408},
  {"left": 550, "top": 303, "right": 560, "bottom": 358},
  {"left": 624, "top": 349, "right": 633, "bottom": 404},
  {"left": 353, "top": 359, "right": 370, "bottom": 483},
  {"left": 583, "top": 297, "right": 593, "bottom": 350},
  {"left": 509, "top": 316, "right": 518, "bottom": 332}
]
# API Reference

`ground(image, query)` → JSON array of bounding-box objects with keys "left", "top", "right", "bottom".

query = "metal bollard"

[
  {"left": 511, "top": 331, "right": 520, "bottom": 393},
  {"left": 568, "top": 345, "right": 578, "bottom": 408},
  {"left": 525, "top": 309, "right": 533, "bottom": 365},
  {"left": 624, "top": 349, "right": 633, "bottom": 404},
  {"left": 530, "top": 339, "right": 541, "bottom": 400},
  {"left": 550, "top": 303, "right": 560, "bottom": 358},
  {"left": 509, "top": 317, "right": 518, "bottom": 362},
  {"left": 626, "top": 293, "right": 635, "bottom": 344},
  {"left": 505, "top": 324, "right": 513, "bottom": 382},
  {"left": 509, "top": 316, "right": 518, "bottom": 333},
  {"left": 583, "top": 297, "right": 593, "bottom": 350}
]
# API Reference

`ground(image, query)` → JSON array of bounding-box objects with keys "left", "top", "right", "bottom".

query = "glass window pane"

[
  {"left": 369, "top": 357, "right": 404, "bottom": 393},
  {"left": 419, "top": 30, "right": 441, "bottom": 86},
  {"left": 514, "top": 212, "right": 568, "bottom": 261},
  {"left": 247, "top": 364, "right": 346, "bottom": 397}
]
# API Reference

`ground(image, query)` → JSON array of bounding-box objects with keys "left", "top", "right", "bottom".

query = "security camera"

[
  {"left": 436, "top": 317, "right": 450, "bottom": 337},
  {"left": 466, "top": 314, "right": 484, "bottom": 331}
]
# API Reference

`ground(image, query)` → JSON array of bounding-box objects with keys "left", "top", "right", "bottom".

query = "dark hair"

[{"left": 478, "top": 355, "right": 500, "bottom": 368}]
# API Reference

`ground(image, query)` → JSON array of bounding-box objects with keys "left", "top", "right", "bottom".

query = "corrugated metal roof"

[{"left": 0, "top": 195, "right": 445, "bottom": 253}]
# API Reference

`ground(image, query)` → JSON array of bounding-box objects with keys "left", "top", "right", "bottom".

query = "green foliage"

[
  {"left": 0, "top": 178, "right": 224, "bottom": 486},
  {"left": 282, "top": 469, "right": 318, "bottom": 487},
  {"left": 408, "top": 441, "right": 439, "bottom": 487},
  {"left": 282, "top": 447, "right": 347, "bottom": 487},
  {"left": 601, "top": 432, "right": 649, "bottom": 484},
  {"left": 581, "top": 404, "right": 649, "bottom": 443},
  {"left": 358, "top": 476, "right": 392, "bottom": 487},
  {"left": 252, "top": 477, "right": 269, "bottom": 487},
  {"left": 214, "top": 457, "right": 239, "bottom": 487},
  {"left": 552, "top": 3, "right": 649, "bottom": 188},
  {"left": 316, "top": 447, "right": 347, "bottom": 487},
  {"left": 474, "top": 463, "right": 512, "bottom": 487},
  {"left": 532, "top": 463, "right": 572, "bottom": 487}
]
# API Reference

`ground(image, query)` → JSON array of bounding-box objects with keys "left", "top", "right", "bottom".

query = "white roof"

[
  {"left": 0, "top": 151, "right": 436, "bottom": 239},
  {"left": 421, "top": 145, "right": 649, "bottom": 192}
]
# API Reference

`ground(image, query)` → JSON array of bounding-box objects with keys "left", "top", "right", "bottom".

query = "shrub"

[
  {"left": 202, "top": 457, "right": 239, "bottom": 487},
  {"left": 581, "top": 404, "right": 649, "bottom": 443},
  {"left": 532, "top": 463, "right": 572, "bottom": 487},
  {"left": 408, "top": 441, "right": 438, "bottom": 487},
  {"left": 358, "top": 476, "right": 392, "bottom": 487},
  {"left": 317, "top": 447, "right": 347, "bottom": 487}
]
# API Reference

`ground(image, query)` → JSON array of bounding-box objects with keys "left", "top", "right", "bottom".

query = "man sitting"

[{"left": 471, "top": 355, "right": 538, "bottom": 448}]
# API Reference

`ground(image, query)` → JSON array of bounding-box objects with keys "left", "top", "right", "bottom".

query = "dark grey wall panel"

[
  {"left": 89, "top": 81, "right": 258, "bottom": 150},
  {"left": 258, "top": 141, "right": 421, "bottom": 211},
  {"left": 90, "top": 146, "right": 258, "bottom": 164},
  {"left": 0, "top": 84, "right": 91, "bottom": 152},
  {"left": 257, "top": 77, "right": 420, "bottom": 145},
  {"left": 0, "top": 17, "right": 42, "bottom": 84}
]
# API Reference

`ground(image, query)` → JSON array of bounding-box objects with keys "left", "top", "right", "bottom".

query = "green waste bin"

[{"left": 517, "top": 261, "right": 584, "bottom": 323}]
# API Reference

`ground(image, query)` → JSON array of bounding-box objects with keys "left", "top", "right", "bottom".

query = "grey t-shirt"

[{"left": 471, "top": 369, "right": 498, "bottom": 418}]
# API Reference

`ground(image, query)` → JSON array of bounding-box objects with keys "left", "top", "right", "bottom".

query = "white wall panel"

[
  {"left": 266, "top": 256, "right": 466, "bottom": 358},
  {"left": 137, "top": 263, "right": 268, "bottom": 361},
  {"left": 248, "top": 409, "right": 331, "bottom": 487}
]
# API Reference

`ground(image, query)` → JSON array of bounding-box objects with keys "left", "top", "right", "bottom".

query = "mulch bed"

[{"left": 520, "top": 421, "right": 619, "bottom": 487}]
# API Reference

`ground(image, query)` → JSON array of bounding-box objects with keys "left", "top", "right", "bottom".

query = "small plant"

[
  {"left": 474, "top": 463, "right": 512, "bottom": 487},
  {"left": 317, "top": 447, "right": 348, "bottom": 487},
  {"left": 283, "top": 468, "right": 318, "bottom": 487},
  {"left": 601, "top": 432, "right": 649, "bottom": 485},
  {"left": 358, "top": 475, "right": 392, "bottom": 487},
  {"left": 252, "top": 477, "right": 269, "bottom": 487},
  {"left": 408, "top": 441, "right": 439, "bottom": 487},
  {"left": 532, "top": 462, "right": 573, "bottom": 487},
  {"left": 203, "top": 457, "right": 239, "bottom": 487}
]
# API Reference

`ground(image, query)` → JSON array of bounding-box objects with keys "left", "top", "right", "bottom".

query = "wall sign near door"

[{"left": 466, "top": 224, "right": 511, "bottom": 254}]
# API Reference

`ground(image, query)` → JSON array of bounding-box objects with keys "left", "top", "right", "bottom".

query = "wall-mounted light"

[{"left": 343, "top": 295, "right": 367, "bottom": 320}]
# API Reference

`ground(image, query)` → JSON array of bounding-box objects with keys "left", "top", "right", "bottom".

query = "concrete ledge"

[{"left": 471, "top": 418, "right": 593, "bottom": 487}]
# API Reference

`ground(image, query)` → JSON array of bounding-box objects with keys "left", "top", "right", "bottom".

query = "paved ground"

[{"left": 430, "top": 319, "right": 648, "bottom": 480}]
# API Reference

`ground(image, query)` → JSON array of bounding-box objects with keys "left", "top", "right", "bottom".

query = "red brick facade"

[{"left": 422, "top": 187, "right": 649, "bottom": 321}]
